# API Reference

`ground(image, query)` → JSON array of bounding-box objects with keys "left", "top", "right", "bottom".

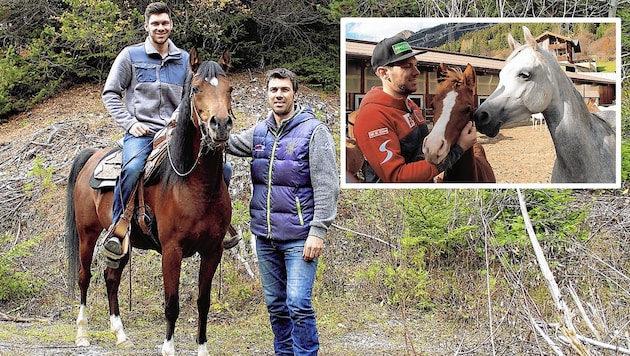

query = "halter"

[{"left": 166, "top": 76, "right": 229, "bottom": 178}]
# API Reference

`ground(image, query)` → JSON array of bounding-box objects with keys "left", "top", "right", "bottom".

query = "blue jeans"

[
  {"left": 223, "top": 161, "right": 232, "bottom": 188},
  {"left": 112, "top": 133, "right": 154, "bottom": 224},
  {"left": 256, "top": 238, "right": 319, "bottom": 356}
]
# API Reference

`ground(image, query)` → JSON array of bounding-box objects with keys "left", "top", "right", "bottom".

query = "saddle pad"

[
  {"left": 89, "top": 148, "right": 122, "bottom": 189},
  {"left": 89, "top": 127, "right": 173, "bottom": 190}
]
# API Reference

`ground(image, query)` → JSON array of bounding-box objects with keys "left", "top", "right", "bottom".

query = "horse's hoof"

[
  {"left": 75, "top": 337, "right": 90, "bottom": 347},
  {"left": 198, "top": 342, "right": 209, "bottom": 356},
  {"left": 116, "top": 338, "right": 134, "bottom": 348}
]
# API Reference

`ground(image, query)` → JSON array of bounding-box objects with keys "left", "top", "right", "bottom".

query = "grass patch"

[{"left": 597, "top": 60, "right": 616, "bottom": 72}]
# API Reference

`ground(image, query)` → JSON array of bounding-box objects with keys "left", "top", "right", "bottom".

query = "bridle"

[{"left": 167, "top": 76, "right": 233, "bottom": 177}]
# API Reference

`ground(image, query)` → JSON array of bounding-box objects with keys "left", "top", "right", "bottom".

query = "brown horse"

[
  {"left": 423, "top": 63, "right": 495, "bottom": 182},
  {"left": 65, "top": 49, "right": 233, "bottom": 355},
  {"left": 345, "top": 110, "right": 364, "bottom": 182},
  {"left": 586, "top": 97, "right": 600, "bottom": 112}
]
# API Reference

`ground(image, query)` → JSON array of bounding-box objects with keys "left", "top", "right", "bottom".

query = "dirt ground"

[{"left": 479, "top": 122, "right": 556, "bottom": 184}]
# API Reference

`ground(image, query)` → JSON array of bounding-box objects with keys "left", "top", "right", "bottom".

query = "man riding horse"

[{"left": 99, "top": 2, "right": 237, "bottom": 266}]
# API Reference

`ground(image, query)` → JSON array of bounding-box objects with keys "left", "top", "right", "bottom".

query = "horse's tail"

[{"left": 65, "top": 148, "right": 96, "bottom": 296}]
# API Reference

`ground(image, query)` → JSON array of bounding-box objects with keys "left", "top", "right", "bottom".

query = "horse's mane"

[{"left": 161, "top": 61, "right": 227, "bottom": 187}]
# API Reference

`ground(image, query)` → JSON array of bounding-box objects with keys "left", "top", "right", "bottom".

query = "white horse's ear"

[
  {"left": 523, "top": 26, "right": 536, "bottom": 47},
  {"left": 508, "top": 33, "right": 520, "bottom": 51}
]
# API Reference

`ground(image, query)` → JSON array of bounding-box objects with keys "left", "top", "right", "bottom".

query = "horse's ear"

[
  {"left": 190, "top": 48, "right": 201, "bottom": 73},
  {"left": 522, "top": 26, "right": 537, "bottom": 48},
  {"left": 508, "top": 33, "right": 520, "bottom": 51},
  {"left": 218, "top": 50, "right": 231, "bottom": 73},
  {"left": 437, "top": 63, "right": 448, "bottom": 83},
  {"left": 463, "top": 63, "right": 476, "bottom": 89}
]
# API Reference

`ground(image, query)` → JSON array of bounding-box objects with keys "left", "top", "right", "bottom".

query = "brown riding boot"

[{"left": 99, "top": 223, "right": 126, "bottom": 268}]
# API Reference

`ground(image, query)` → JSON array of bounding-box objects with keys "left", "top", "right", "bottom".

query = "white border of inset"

[{"left": 340, "top": 17, "right": 621, "bottom": 190}]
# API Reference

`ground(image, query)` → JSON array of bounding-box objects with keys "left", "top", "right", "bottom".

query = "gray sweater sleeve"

[
  {"left": 226, "top": 126, "right": 256, "bottom": 157},
  {"left": 308, "top": 124, "right": 340, "bottom": 239},
  {"left": 102, "top": 49, "right": 136, "bottom": 132}
]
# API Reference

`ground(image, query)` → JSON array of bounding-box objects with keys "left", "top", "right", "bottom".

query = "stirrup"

[
  {"left": 99, "top": 224, "right": 124, "bottom": 260},
  {"left": 105, "top": 256, "right": 120, "bottom": 269},
  {"left": 101, "top": 236, "right": 123, "bottom": 260}
]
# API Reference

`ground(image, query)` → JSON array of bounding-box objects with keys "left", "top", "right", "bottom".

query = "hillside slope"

[{"left": 0, "top": 74, "right": 629, "bottom": 355}]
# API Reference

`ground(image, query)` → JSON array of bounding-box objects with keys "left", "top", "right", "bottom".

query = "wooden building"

[
  {"left": 536, "top": 31, "right": 581, "bottom": 64},
  {"left": 344, "top": 38, "right": 617, "bottom": 122}
]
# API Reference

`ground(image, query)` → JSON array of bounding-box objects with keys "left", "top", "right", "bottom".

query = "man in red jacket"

[{"left": 354, "top": 35, "right": 477, "bottom": 183}]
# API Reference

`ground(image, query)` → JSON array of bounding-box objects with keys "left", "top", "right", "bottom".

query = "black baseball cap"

[{"left": 371, "top": 36, "right": 426, "bottom": 72}]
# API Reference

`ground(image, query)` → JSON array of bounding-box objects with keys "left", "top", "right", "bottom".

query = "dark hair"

[
  {"left": 145, "top": 2, "right": 171, "bottom": 23},
  {"left": 265, "top": 68, "right": 298, "bottom": 92}
]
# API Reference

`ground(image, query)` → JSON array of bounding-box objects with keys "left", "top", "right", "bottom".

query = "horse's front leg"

[
  {"left": 161, "top": 246, "right": 183, "bottom": 356},
  {"left": 104, "top": 255, "right": 133, "bottom": 347},
  {"left": 196, "top": 251, "right": 223, "bottom": 356}
]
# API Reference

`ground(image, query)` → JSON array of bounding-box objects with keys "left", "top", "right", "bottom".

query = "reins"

[{"left": 166, "top": 89, "right": 222, "bottom": 178}]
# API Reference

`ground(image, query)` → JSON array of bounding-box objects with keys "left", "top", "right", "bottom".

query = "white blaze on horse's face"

[
  {"left": 423, "top": 90, "right": 458, "bottom": 165},
  {"left": 191, "top": 72, "right": 233, "bottom": 143}
]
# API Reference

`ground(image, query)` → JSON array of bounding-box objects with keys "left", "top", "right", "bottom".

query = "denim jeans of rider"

[
  {"left": 256, "top": 237, "right": 319, "bottom": 355},
  {"left": 112, "top": 133, "right": 154, "bottom": 224}
]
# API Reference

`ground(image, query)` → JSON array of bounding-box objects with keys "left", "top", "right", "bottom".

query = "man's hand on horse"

[
  {"left": 129, "top": 122, "right": 151, "bottom": 137},
  {"left": 457, "top": 121, "right": 477, "bottom": 151}
]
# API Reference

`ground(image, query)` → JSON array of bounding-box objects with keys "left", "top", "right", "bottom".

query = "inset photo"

[{"left": 341, "top": 18, "right": 620, "bottom": 189}]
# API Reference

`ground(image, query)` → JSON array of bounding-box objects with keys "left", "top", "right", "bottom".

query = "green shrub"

[
  {"left": 0, "top": 46, "right": 34, "bottom": 120},
  {"left": 23, "top": 155, "right": 56, "bottom": 197},
  {"left": 290, "top": 54, "right": 339, "bottom": 93},
  {"left": 0, "top": 234, "right": 45, "bottom": 302},
  {"left": 389, "top": 189, "right": 589, "bottom": 309}
]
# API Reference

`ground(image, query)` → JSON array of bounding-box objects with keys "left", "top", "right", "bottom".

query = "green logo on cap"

[{"left": 392, "top": 42, "right": 412, "bottom": 54}]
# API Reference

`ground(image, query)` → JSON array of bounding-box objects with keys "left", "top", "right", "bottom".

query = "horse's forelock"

[
  {"left": 506, "top": 42, "right": 548, "bottom": 67},
  {"left": 439, "top": 67, "right": 464, "bottom": 89},
  {"left": 197, "top": 61, "right": 227, "bottom": 82}
]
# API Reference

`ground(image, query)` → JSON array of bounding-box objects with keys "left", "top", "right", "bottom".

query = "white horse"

[
  {"left": 473, "top": 26, "right": 616, "bottom": 183},
  {"left": 531, "top": 112, "right": 545, "bottom": 129}
]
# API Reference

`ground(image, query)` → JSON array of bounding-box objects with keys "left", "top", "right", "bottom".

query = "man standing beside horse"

[
  {"left": 228, "top": 68, "right": 339, "bottom": 355},
  {"left": 99, "top": 2, "right": 236, "bottom": 265},
  {"left": 354, "top": 35, "right": 477, "bottom": 183}
]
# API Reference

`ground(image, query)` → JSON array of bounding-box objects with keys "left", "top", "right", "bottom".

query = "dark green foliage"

[
  {"left": 286, "top": 50, "right": 339, "bottom": 93},
  {"left": 0, "top": 234, "right": 45, "bottom": 302},
  {"left": 0, "top": 0, "right": 340, "bottom": 121},
  {"left": 383, "top": 189, "right": 589, "bottom": 309}
]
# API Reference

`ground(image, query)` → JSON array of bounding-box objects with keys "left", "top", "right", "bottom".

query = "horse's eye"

[
  {"left": 519, "top": 72, "right": 530, "bottom": 80},
  {"left": 192, "top": 86, "right": 200, "bottom": 94}
]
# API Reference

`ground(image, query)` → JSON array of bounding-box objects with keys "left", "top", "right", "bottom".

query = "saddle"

[
  {"left": 88, "top": 124, "right": 174, "bottom": 249},
  {"left": 89, "top": 125, "right": 173, "bottom": 190}
]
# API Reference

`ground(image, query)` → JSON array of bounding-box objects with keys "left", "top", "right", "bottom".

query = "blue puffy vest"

[{"left": 250, "top": 106, "right": 323, "bottom": 240}]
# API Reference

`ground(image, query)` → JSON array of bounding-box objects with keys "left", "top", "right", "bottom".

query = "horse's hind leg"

[
  {"left": 74, "top": 220, "right": 103, "bottom": 346},
  {"left": 104, "top": 254, "right": 133, "bottom": 347},
  {"left": 196, "top": 252, "right": 222, "bottom": 356}
]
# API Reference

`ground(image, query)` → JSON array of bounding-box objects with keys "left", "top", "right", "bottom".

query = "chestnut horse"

[
  {"left": 65, "top": 49, "right": 233, "bottom": 355},
  {"left": 345, "top": 110, "right": 364, "bottom": 182},
  {"left": 423, "top": 63, "right": 495, "bottom": 182}
]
